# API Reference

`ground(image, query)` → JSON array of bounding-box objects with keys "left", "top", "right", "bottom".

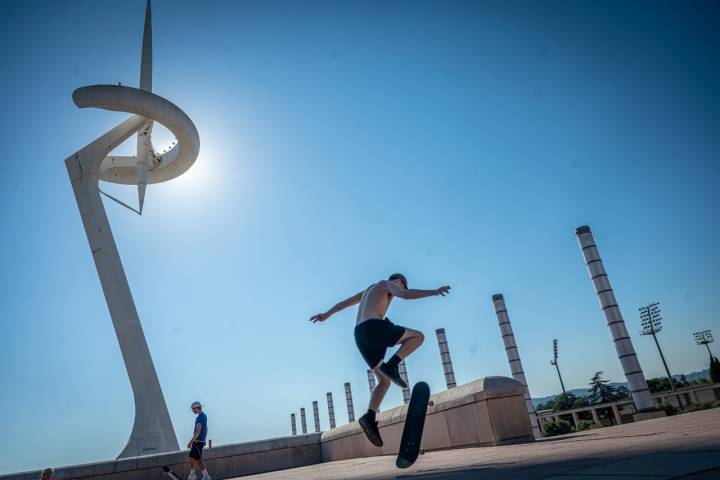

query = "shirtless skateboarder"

[{"left": 310, "top": 273, "right": 450, "bottom": 446}]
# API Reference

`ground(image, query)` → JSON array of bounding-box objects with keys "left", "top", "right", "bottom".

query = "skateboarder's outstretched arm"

[
  {"left": 385, "top": 281, "right": 450, "bottom": 300},
  {"left": 309, "top": 291, "right": 363, "bottom": 323}
]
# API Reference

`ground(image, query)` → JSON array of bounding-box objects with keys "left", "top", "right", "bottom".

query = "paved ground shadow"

[{"left": 395, "top": 463, "right": 509, "bottom": 480}]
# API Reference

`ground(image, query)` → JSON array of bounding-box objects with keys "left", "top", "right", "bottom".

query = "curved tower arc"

[{"left": 64, "top": 0, "right": 199, "bottom": 457}]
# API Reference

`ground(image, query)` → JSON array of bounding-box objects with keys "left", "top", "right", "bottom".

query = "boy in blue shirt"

[{"left": 188, "top": 401, "right": 210, "bottom": 480}]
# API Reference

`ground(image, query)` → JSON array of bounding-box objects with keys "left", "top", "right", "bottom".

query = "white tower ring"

[{"left": 73, "top": 84, "right": 200, "bottom": 185}]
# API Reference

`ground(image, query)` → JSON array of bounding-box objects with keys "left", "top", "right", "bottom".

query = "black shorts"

[
  {"left": 189, "top": 441, "right": 205, "bottom": 460},
  {"left": 354, "top": 318, "right": 406, "bottom": 368}
]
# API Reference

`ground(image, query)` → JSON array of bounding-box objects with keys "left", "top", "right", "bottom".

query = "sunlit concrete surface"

[{"left": 236, "top": 408, "right": 720, "bottom": 480}]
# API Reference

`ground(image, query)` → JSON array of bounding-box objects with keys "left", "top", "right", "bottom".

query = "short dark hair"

[{"left": 388, "top": 273, "right": 408, "bottom": 289}]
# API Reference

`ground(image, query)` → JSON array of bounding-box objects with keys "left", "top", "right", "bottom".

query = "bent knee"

[
  {"left": 409, "top": 329, "right": 425, "bottom": 343},
  {"left": 374, "top": 370, "right": 392, "bottom": 387}
]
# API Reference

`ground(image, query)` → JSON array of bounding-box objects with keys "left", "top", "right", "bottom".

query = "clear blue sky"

[{"left": 1, "top": 0, "right": 719, "bottom": 474}]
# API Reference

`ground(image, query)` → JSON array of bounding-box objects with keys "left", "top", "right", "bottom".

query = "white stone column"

[
  {"left": 300, "top": 407, "right": 307, "bottom": 434},
  {"left": 575, "top": 226, "right": 655, "bottom": 412},
  {"left": 591, "top": 408, "right": 600, "bottom": 424},
  {"left": 326, "top": 392, "right": 336, "bottom": 429},
  {"left": 366, "top": 370, "right": 379, "bottom": 413},
  {"left": 312, "top": 401, "right": 321, "bottom": 433},
  {"left": 290, "top": 413, "right": 297, "bottom": 435},
  {"left": 367, "top": 369, "right": 377, "bottom": 394},
  {"left": 611, "top": 404, "right": 622, "bottom": 424},
  {"left": 344, "top": 382, "right": 355, "bottom": 422},
  {"left": 492, "top": 294, "right": 542, "bottom": 439},
  {"left": 435, "top": 328, "right": 457, "bottom": 389},
  {"left": 399, "top": 360, "right": 411, "bottom": 404}
]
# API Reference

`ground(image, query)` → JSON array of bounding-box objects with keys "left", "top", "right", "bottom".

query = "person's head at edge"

[
  {"left": 40, "top": 468, "right": 53, "bottom": 480},
  {"left": 191, "top": 401, "right": 202, "bottom": 414},
  {"left": 388, "top": 273, "right": 408, "bottom": 290}
]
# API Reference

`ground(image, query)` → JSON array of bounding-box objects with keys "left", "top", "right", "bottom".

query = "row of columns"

[
  {"left": 490, "top": 225, "right": 655, "bottom": 437},
  {"left": 290, "top": 328, "right": 459, "bottom": 433},
  {"left": 291, "top": 225, "right": 652, "bottom": 437}
]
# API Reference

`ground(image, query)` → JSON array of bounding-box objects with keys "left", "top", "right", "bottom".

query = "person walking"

[{"left": 188, "top": 401, "right": 211, "bottom": 480}]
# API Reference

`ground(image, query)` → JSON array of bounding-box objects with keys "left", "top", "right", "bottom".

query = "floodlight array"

[
  {"left": 639, "top": 302, "right": 662, "bottom": 335},
  {"left": 694, "top": 330, "right": 714, "bottom": 345}
]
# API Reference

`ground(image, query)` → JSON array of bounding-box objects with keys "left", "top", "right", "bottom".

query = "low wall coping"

[
  {"left": 321, "top": 376, "right": 525, "bottom": 443},
  {"left": 1, "top": 433, "right": 322, "bottom": 480}
]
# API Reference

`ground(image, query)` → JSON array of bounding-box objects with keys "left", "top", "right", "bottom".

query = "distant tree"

[
  {"left": 648, "top": 377, "right": 674, "bottom": 393},
  {"left": 588, "top": 371, "right": 615, "bottom": 404},
  {"left": 576, "top": 419, "right": 599, "bottom": 431},
  {"left": 543, "top": 418, "right": 572, "bottom": 437},
  {"left": 611, "top": 385, "right": 630, "bottom": 401},
  {"left": 689, "top": 377, "right": 710, "bottom": 386},
  {"left": 710, "top": 356, "right": 720, "bottom": 383},
  {"left": 553, "top": 392, "right": 578, "bottom": 411},
  {"left": 659, "top": 403, "right": 678, "bottom": 416},
  {"left": 536, "top": 399, "right": 556, "bottom": 411},
  {"left": 574, "top": 395, "right": 590, "bottom": 408},
  {"left": 538, "top": 392, "right": 593, "bottom": 412}
]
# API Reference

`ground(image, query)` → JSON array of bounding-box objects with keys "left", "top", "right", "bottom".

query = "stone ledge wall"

[
  {"left": 4, "top": 376, "right": 533, "bottom": 479},
  {"left": 1, "top": 434, "right": 322, "bottom": 480},
  {"left": 321, "top": 376, "right": 534, "bottom": 462}
]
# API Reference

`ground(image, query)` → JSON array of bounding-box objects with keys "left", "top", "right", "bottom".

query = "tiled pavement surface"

[{"left": 236, "top": 408, "right": 720, "bottom": 480}]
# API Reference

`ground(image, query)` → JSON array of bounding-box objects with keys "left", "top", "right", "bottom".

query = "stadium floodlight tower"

[
  {"left": 550, "top": 339, "right": 567, "bottom": 395},
  {"left": 64, "top": 0, "right": 200, "bottom": 457},
  {"left": 639, "top": 302, "right": 675, "bottom": 391},
  {"left": 694, "top": 330, "right": 715, "bottom": 356}
]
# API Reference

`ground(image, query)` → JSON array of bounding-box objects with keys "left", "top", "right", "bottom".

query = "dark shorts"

[
  {"left": 354, "top": 317, "right": 406, "bottom": 368},
  {"left": 189, "top": 441, "right": 205, "bottom": 460}
]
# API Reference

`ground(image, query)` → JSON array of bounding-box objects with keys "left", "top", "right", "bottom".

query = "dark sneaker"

[
  {"left": 359, "top": 413, "right": 383, "bottom": 447},
  {"left": 379, "top": 362, "right": 408, "bottom": 388}
]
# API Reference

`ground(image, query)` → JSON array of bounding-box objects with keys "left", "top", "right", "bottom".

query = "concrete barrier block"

[
  {"left": 422, "top": 407, "right": 451, "bottom": 450},
  {"left": 444, "top": 402, "right": 484, "bottom": 447},
  {"left": 487, "top": 395, "right": 534, "bottom": 444},
  {"left": 320, "top": 376, "right": 533, "bottom": 462}
]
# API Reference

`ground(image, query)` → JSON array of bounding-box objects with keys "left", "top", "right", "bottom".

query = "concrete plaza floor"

[{"left": 237, "top": 408, "right": 720, "bottom": 480}]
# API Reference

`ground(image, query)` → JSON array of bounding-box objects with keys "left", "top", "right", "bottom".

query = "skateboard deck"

[
  {"left": 162, "top": 466, "right": 182, "bottom": 480},
  {"left": 396, "top": 381, "right": 431, "bottom": 469}
]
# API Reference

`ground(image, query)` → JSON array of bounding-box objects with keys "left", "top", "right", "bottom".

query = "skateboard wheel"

[{"left": 428, "top": 401, "right": 434, "bottom": 406}]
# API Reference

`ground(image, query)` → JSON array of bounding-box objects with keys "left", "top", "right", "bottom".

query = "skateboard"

[
  {"left": 396, "top": 381, "right": 431, "bottom": 469},
  {"left": 162, "top": 466, "right": 182, "bottom": 480}
]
